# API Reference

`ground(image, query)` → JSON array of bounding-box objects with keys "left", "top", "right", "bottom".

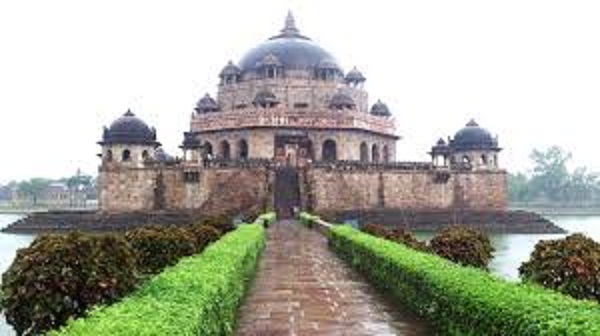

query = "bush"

[
  {"left": 185, "top": 224, "right": 221, "bottom": 252},
  {"left": 125, "top": 226, "right": 196, "bottom": 274},
  {"left": 198, "top": 214, "right": 235, "bottom": 234},
  {"left": 362, "top": 223, "right": 389, "bottom": 237},
  {"left": 430, "top": 226, "right": 494, "bottom": 268},
  {"left": 1, "top": 232, "right": 138, "bottom": 335},
  {"left": 330, "top": 225, "right": 600, "bottom": 335},
  {"left": 362, "top": 223, "right": 429, "bottom": 252},
  {"left": 519, "top": 233, "right": 600, "bottom": 302},
  {"left": 51, "top": 224, "right": 266, "bottom": 336}
]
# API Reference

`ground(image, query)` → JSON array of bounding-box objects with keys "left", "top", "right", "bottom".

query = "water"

[
  {"left": 0, "top": 214, "right": 35, "bottom": 336},
  {"left": 414, "top": 216, "right": 600, "bottom": 280}
]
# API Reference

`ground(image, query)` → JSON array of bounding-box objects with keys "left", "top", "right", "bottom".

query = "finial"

[
  {"left": 466, "top": 119, "right": 478, "bottom": 127},
  {"left": 281, "top": 10, "right": 300, "bottom": 35},
  {"left": 124, "top": 109, "right": 134, "bottom": 117}
]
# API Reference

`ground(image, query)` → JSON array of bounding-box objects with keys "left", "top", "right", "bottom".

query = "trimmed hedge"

[
  {"left": 51, "top": 222, "right": 266, "bottom": 336},
  {"left": 330, "top": 224, "right": 600, "bottom": 335},
  {"left": 299, "top": 212, "right": 319, "bottom": 228}
]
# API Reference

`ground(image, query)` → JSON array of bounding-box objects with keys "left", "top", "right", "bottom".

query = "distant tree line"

[
  {"left": 509, "top": 146, "right": 600, "bottom": 204},
  {"left": 0, "top": 172, "right": 97, "bottom": 207}
]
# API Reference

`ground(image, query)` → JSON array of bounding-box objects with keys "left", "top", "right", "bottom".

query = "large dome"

[{"left": 238, "top": 12, "right": 341, "bottom": 73}]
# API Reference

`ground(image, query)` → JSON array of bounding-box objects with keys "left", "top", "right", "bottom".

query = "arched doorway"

[
  {"left": 238, "top": 139, "right": 249, "bottom": 160},
  {"left": 382, "top": 145, "right": 390, "bottom": 163},
  {"left": 220, "top": 140, "right": 231, "bottom": 160},
  {"left": 322, "top": 139, "right": 337, "bottom": 161},
  {"left": 360, "top": 142, "right": 369, "bottom": 162},
  {"left": 371, "top": 144, "right": 379, "bottom": 163}
]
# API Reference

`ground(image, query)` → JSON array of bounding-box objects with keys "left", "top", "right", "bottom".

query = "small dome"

[
  {"left": 195, "top": 93, "right": 219, "bottom": 113},
  {"left": 253, "top": 89, "right": 279, "bottom": 107},
  {"left": 329, "top": 91, "right": 355, "bottom": 110},
  {"left": 155, "top": 147, "right": 175, "bottom": 163},
  {"left": 100, "top": 110, "right": 159, "bottom": 146},
  {"left": 316, "top": 58, "right": 341, "bottom": 70},
  {"left": 370, "top": 100, "right": 391, "bottom": 116},
  {"left": 451, "top": 119, "right": 499, "bottom": 151},
  {"left": 257, "top": 53, "right": 282, "bottom": 67},
  {"left": 181, "top": 132, "right": 201, "bottom": 149},
  {"left": 436, "top": 138, "right": 447, "bottom": 146},
  {"left": 219, "top": 61, "right": 241, "bottom": 78},
  {"left": 345, "top": 67, "right": 366, "bottom": 83}
]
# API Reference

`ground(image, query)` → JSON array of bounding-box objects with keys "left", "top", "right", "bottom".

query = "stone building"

[{"left": 97, "top": 13, "right": 507, "bottom": 217}]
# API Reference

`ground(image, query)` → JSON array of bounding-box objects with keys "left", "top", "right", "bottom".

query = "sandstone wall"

[
  {"left": 308, "top": 168, "right": 507, "bottom": 212},
  {"left": 98, "top": 167, "right": 158, "bottom": 212}
]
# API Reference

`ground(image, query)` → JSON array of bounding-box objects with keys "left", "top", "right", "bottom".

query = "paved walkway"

[{"left": 235, "top": 220, "right": 431, "bottom": 336}]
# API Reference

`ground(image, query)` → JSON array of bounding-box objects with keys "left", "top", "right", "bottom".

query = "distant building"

[{"left": 97, "top": 13, "right": 507, "bottom": 217}]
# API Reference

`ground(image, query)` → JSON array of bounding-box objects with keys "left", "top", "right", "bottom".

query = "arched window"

[
  {"left": 480, "top": 154, "right": 488, "bottom": 165},
  {"left": 220, "top": 140, "right": 231, "bottom": 160},
  {"left": 105, "top": 149, "right": 113, "bottom": 162},
  {"left": 122, "top": 149, "right": 131, "bottom": 162},
  {"left": 371, "top": 144, "right": 380, "bottom": 163},
  {"left": 383, "top": 145, "right": 390, "bottom": 163},
  {"left": 142, "top": 150, "right": 150, "bottom": 161},
  {"left": 322, "top": 139, "right": 337, "bottom": 161},
  {"left": 360, "top": 142, "right": 369, "bottom": 162},
  {"left": 238, "top": 139, "right": 249, "bottom": 160},
  {"left": 463, "top": 155, "right": 471, "bottom": 164},
  {"left": 204, "top": 142, "right": 213, "bottom": 156}
]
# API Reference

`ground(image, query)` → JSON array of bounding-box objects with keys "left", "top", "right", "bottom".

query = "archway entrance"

[
  {"left": 274, "top": 167, "right": 300, "bottom": 219},
  {"left": 274, "top": 133, "right": 313, "bottom": 167}
]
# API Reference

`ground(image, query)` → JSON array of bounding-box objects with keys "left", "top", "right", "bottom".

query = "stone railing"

[
  {"left": 311, "top": 160, "right": 434, "bottom": 171},
  {"left": 190, "top": 108, "right": 396, "bottom": 136}
]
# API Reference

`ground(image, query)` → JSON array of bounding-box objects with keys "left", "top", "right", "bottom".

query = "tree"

[
  {"left": 528, "top": 146, "right": 571, "bottom": 202},
  {"left": 17, "top": 178, "right": 51, "bottom": 206},
  {"left": 509, "top": 146, "right": 600, "bottom": 204},
  {"left": 508, "top": 172, "right": 530, "bottom": 202}
]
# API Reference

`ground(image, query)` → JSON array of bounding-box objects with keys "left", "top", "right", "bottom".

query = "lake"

[
  {"left": 0, "top": 214, "right": 598, "bottom": 334},
  {"left": 0, "top": 214, "right": 35, "bottom": 336}
]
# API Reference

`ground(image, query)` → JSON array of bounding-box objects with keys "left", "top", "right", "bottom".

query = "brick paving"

[{"left": 235, "top": 220, "right": 431, "bottom": 336}]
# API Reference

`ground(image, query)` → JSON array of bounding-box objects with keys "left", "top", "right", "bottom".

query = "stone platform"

[
  {"left": 1, "top": 211, "right": 205, "bottom": 233},
  {"left": 327, "top": 209, "right": 565, "bottom": 234},
  {"left": 235, "top": 220, "right": 430, "bottom": 335}
]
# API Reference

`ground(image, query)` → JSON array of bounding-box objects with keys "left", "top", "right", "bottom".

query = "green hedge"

[
  {"left": 330, "top": 224, "right": 600, "bottom": 335},
  {"left": 299, "top": 212, "right": 319, "bottom": 228},
  {"left": 51, "top": 222, "right": 266, "bottom": 336}
]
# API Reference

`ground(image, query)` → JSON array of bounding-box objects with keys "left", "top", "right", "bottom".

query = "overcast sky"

[{"left": 1, "top": 0, "right": 599, "bottom": 183}]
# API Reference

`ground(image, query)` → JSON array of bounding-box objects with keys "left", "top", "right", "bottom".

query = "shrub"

[
  {"left": 362, "top": 223, "right": 388, "bottom": 237},
  {"left": 519, "top": 233, "right": 600, "bottom": 302},
  {"left": 198, "top": 214, "right": 235, "bottom": 234},
  {"left": 185, "top": 224, "right": 221, "bottom": 252},
  {"left": 430, "top": 226, "right": 494, "bottom": 268},
  {"left": 125, "top": 226, "right": 196, "bottom": 274},
  {"left": 1, "top": 232, "right": 137, "bottom": 335},
  {"left": 362, "top": 223, "right": 428, "bottom": 252},
  {"left": 330, "top": 224, "right": 600, "bottom": 335},
  {"left": 51, "top": 224, "right": 266, "bottom": 336}
]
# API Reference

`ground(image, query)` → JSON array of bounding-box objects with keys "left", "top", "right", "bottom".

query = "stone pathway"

[{"left": 235, "top": 220, "right": 431, "bottom": 336}]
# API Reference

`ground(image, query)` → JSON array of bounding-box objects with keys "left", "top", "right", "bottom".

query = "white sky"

[{"left": 1, "top": 0, "right": 600, "bottom": 183}]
